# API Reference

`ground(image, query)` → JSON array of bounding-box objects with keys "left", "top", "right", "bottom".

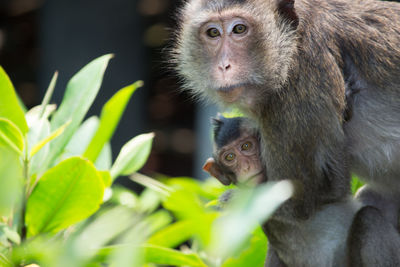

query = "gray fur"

[{"left": 264, "top": 199, "right": 362, "bottom": 267}]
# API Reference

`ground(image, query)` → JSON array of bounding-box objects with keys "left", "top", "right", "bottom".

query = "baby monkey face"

[{"left": 218, "top": 133, "right": 263, "bottom": 185}]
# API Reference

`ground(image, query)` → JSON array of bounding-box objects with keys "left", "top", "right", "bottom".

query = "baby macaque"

[{"left": 203, "top": 115, "right": 265, "bottom": 186}]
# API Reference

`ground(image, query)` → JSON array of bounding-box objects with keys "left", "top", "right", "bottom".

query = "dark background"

[{"left": 0, "top": 0, "right": 217, "bottom": 180}]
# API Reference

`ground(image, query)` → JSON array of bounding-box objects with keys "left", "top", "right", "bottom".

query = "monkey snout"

[{"left": 218, "top": 63, "right": 231, "bottom": 73}]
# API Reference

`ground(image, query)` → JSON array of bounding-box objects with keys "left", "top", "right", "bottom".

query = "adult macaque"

[
  {"left": 204, "top": 115, "right": 400, "bottom": 267},
  {"left": 174, "top": 0, "right": 400, "bottom": 226}
]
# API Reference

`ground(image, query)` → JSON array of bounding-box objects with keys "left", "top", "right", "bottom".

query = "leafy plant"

[
  {"left": 0, "top": 56, "right": 154, "bottom": 266},
  {"left": 0, "top": 55, "right": 294, "bottom": 267}
]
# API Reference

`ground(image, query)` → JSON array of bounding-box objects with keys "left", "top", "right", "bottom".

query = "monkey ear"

[
  {"left": 277, "top": 0, "right": 299, "bottom": 29},
  {"left": 203, "top": 158, "right": 232, "bottom": 185}
]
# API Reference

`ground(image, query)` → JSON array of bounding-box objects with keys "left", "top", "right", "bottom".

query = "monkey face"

[
  {"left": 203, "top": 133, "right": 264, "bottom": 186},
  {"left": 198, "top": 16, "right": 257, "bottom": 103},
  {"left": 218, "top": 134, "right": 263, "bottom": 185},
  {"left": 174, "top": 1, "right": 298, "bottom": 111}
]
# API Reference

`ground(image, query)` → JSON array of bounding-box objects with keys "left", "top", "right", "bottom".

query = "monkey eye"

[
  {"left": 241, "top": 141, "right": 253, "bottom": 151},
  {"left": 206, "top": 27, "right": 221, "bottom": 38},
  {"left": 225, "top": 152, "right": 236, "bottom": 162},
  {"left": 232, "top": 24, "right": 247, "bottom": 34}
]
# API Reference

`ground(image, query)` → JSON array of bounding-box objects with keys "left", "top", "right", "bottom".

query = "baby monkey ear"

[
  {"left": 203, "top": 157, "right": 232, "bottom": 185},
  {"left": 277, "top": 0, "right": 299, "bottom": 29}
]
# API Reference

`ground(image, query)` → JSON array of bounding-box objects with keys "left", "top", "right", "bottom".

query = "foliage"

[{"left": 0, "top": 55, "right": 293, "bottom": 267}]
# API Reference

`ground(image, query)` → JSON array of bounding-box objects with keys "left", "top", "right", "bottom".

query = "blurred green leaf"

[
  {"left": 27, "top": 118, "right": 50, "bottom": 177},
  {"left": 39, "top": 71, "right": 58, "bottom": 120},
  {"left": 0, "top": 118, "right": 24, "bottom": 154},
  {"left": 162, "top": 188, "right": 217, "bottom": 247},
  {"left": 107, "top": 221, "right": 148, "bottom": 267},
  {"left": 221, "top": 109, "right": 244, "bottom": 118},
  {"left": 26, "top": 157, "right": 104, "bottom": 237},
  {"left": 166, "top": 177, "right": 223, "bottom": 200},
  {"left": 110, "top": 132, "right": 155, "bottom": 179},
  {"left": 47, "top": 54, "right": 113, "bottom": 167},
  {"left": 351, "top": 175, "right": 364, "bottom": 195},
  {"left": 0, "top": 145, "right": 23, "bottom": 217},
  {"left": 163, "top": 189, "right": 204, "bottom": 220},
  {"left": 62, "top": 116, "right": 99, "bottom": 158},
  {"left": 0, "top": 119, "right": 24, "bottom": 216},
  {"left": 98, "top": 171, "right": 112, "bottom": 188},
  {"left": 108, "top": 186, "right": 139, "bottom": 208},
  {"left": 143, "top": 210, "right": 173, "bottom": 235},
  {"left": 61, "top": 116, "right": 112, "bottom": 171},
  {"left": 0, "top": 66, "right": 28, "bottom": 135},
  {"left": 25, "top": 104, "right": 57, "bottom": 126},
  {"left": 0, "top": 252, "right": 11, "bottom": 266},
  {"left": 131, "top": 173, "right": 171, "bottom": 197},
  {"left": 137, "top": 188, "right": 162, "bottom": 213},
  {"left": 1, "top": 225, "right": 21, "bottom": 245},
  {"left": 62, "top": 206, "right": 139, "bottom": 266},
  {"left": 84, "top": 81, "right": 143, "bottom": 162},
  {"left": 222, "top": 227, "right": 267, "bottom": 267},
  {"left": 10, "top": 235, "right": 62, "bottom": 266},
  {"left": 29, "top": 120, "right": 70, "bottom": 158},
  {"left": 211, "top": 180, "right": 293, "bottom": 258},
  {"left": 95, "top": 142, "right": 112, "bottom": 171},
  {"left": 147, "top": 220, "right": 195, "bottom": 248},
  {"left": 143, "top": 244, "right": 207, "bottom": 267}
]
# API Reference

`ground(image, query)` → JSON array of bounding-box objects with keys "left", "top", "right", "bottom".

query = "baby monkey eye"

[
  {"left": 232, "top": 24, "right": 247, "bottom": 34},
  {"left": 225, "top": 153, "right": 236, "bottom": 162},
  {"left": 241, "top": 141, "right": 253, "bottom": 151},
  {"left": 207, "top": 28, "right": 221, "bottom": 38}
]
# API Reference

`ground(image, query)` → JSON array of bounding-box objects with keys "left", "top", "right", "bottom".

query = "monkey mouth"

[
  {"left": 249, "top": 171, "right": 264, "bottom": 182},
  {"left": 216, "top": 84, "right": 246, "bottom": 103},
  {"left": 238, "top": 171, "right": 264, "bottom": 186}
]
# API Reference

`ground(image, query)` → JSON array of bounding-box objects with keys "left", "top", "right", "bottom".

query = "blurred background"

[{"left": 0, "top": 0, "right": 218, "bottom": 181}]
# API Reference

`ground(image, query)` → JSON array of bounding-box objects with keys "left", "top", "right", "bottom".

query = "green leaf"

[
  {"left": 25, "top": 156, "right": 105, "bottom": 237},
  {"left": 162, "top": 188, "right": 217, "bottom": 247},
  {"left": 222, "top": 227, "right": 267, "bottom": 267},
  {"left": 0, "top": 252, "right": 11, "bottom": 266},
  {"left": 84, "top": 81, "right": 143, "bottom": 162},
  {"left": 39, "top": 71, "right": 58, "bottom": 120},
  {"left": 25, "top": 104, "right": 57, "bottom": 126},
  {"left": 95, "top": 142, "right": 112, "bottom": 171},
  {"left": 62, "top": 116, "right": 99, "bottom": 158},
  {"left": 108, "top": 186, "right": 139, "bottom": 208},
  {"left": 27, "top": 119, "right": 50, "bottom": 177},
  {"left": 147, "top": 220, "right": 195, "bottom": 248},
  {"left": 143, "top": 245, "right": 207, "bottom": 267},
  {"left": 351, "top": 175, "right": 364, "bottom": 195},
  {"left": 0, "top": 66, "right": 28, "bottom": 134},
  {"left": 0, "top": 145, "right": 23, "bottom": 216},
  {"left": 130, "top": 173, "right": 171, "bottom": 197},
  {"left": 67, "top": 206, "right": 139, "bottom": 264},
  {"left": 110, "top": 132, "right": 155, "bottom": 180},
  {"left": 98, "top": 170, "right": 112, "bottom": 188},
  {"left": 211, "top": 180, "right": 293, "bottom": 258},
  {"left": 138, "top": 188, "right": 163, "bottom": 213},
  {"left": 143, "top": 210, "right": 173, "bottom": 235},
  {"left": 1, "top": 225, "right": 21, "bottom": 245},
  {"left": 0, "top": 118, "right": 24, "bottom": 154},
  {"left": 46, "top": 54, "right": 113, "bottom": 167},
  {"left": 29, "top": 121, "right": 70, "bottom": 158}
]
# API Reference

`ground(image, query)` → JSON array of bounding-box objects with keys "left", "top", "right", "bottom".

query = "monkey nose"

[{"left": 218, "top": 63, "right": 231, "bottom": 73}]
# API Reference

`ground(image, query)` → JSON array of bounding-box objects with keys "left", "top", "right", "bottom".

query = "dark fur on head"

[{"left": 212, "top": 115, "right": 243, "bottom": 149}]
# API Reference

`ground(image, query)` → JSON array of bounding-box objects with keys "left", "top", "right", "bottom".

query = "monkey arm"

[
  {"left": 347, "top": 206, "right": 400, "bottom": 267},
  {"left": 265, "top": 246, "right": 287, "bottom": 267}
]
